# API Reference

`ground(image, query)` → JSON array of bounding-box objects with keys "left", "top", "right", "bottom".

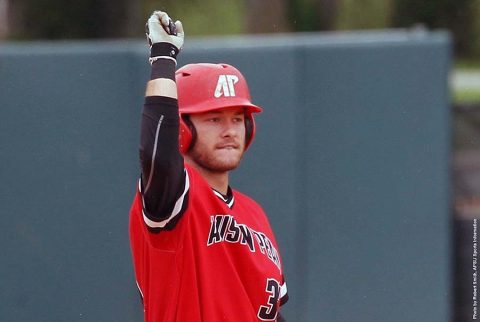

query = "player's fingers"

[
  {"left": 151, "top": 11, "right": 171, "bottom": 28},
  {"left": 175, "top": 20, "right": 184, "bottom": 36},
  {"left": 148, "top": 13, "right": 160, "bottom": 24},
  {"left": 152, "top": 10, "right": 166, "bottom": 18},
  {"left": 159, "top": 12, "right": 172, "bottom": 29}
]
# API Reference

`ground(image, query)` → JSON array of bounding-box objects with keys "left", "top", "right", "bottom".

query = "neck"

[{"left": 185, "top": 159, "right": 230, "bottom": 194}]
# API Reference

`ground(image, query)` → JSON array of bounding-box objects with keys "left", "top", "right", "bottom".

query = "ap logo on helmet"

[{"left": 214, "top": 75, "right": 239, "bottom": 98}]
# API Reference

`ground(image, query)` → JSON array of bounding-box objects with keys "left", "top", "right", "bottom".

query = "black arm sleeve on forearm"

[{"left": 139, "top": 96, "right": 185, "bottom": 219}]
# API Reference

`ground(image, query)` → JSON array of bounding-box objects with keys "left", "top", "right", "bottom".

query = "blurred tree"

[
  {"left": 0, "top": 0, "right": 8, "bottom": 39},
  {"left": 336, "top": 0, "right": 393, "bottom": 30},
  {"left": 143, "top": 0, "right": 245, "bottom": 36},
  {"left": 125, "top": 1, "right": 143, "bottom": 37},
  {"left": 7, "top": 0, "right": 480, "bottom": 59},
  {"left": 245, "top": 0, "right": 289, "bottom": 33},
  {"left": 287, "top": 0, "right": 339, "bottom": 31},
  {"left": 8, "top": 0, "right": 133, "bottom": 39},
  {"left": 392, "top": 0, "right": 477, "bottom": 57}
]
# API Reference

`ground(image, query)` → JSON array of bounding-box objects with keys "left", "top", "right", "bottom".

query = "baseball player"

[{"left": 129, "top": 10, "right": 288, "bottom": 321}]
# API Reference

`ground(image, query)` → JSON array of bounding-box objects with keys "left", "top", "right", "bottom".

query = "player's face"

[{"left": 187, "top": 107, "right": 246, "bottom": 173}]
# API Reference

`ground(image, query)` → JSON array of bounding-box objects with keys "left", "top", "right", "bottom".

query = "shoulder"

[
  {"left": 184, "top": 164, "right": 217, "bottom": 200},
  {"left": 184, "top": 163, "right": 208, "bottom": 189},
  {"left": 232, "top": 189, "right": 263, "bottom": 211}
]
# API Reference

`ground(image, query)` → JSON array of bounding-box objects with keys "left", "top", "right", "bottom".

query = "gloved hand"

[{"left": 146, "top": 11, "right": 184, "bottom": 64}]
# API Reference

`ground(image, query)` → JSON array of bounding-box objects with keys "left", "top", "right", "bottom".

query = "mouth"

[{"left": 216, "top": 143, "right": 239, "bottom": 150}]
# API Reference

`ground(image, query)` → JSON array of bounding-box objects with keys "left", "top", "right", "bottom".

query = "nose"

[
  {"left": 221, "top": 118, "right": 241, "bottom": 138},
  {"left": 221, "top": 120, "right": 237, "bottom": 138}
]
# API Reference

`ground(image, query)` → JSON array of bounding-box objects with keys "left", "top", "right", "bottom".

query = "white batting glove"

[{"left": 146, "top": 11, "right": 184, "bottom": 64}]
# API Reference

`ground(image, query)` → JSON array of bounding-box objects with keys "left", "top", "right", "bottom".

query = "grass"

[
  {"left": 453, "top": 59, "right": 480, "bottom": 103},
  {"left": 454, "top": 90, "right": 480, "bottom": 103},
  {"left": 455, "top": 60, "right": 480, "bottom": 70}
]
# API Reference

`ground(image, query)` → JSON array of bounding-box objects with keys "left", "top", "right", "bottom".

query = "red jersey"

[{"left": 129, "top": 164, "right": 288, "bottom": 321}]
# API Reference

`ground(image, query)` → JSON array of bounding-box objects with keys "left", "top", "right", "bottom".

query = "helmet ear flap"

[
  {"left": 244, "top": 114, "right": 256, "bottom": 151},
  {"left": 179, "top": 115, "right": 196, "bottom": 154}
]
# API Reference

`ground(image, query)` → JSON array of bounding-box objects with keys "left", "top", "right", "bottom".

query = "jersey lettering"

[
  {"left": 207, "top": 215, "right": 228, "bottom": 245},
  {"left": 207, "top": 215, "right": 281, "bottom": 270},
  {"left": 238, "top": 224, "right": 255, "bottom": 252},
  {"left": 225, "top": 217, "right": 241, "bottom": 242},
  {"left": 254, "top": 232, "right": 266, "bottom": 254}
]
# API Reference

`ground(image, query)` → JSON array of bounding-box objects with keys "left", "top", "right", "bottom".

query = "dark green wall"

[{"left": 0, "top": 31, "right": 452, "bottom": 321}]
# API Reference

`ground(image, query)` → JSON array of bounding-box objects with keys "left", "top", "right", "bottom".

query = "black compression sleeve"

[
  {"left": 150, "top": 59, "right": 175, "bottom": 80},
  {"left": 140, "top": 96, "right": 185, "bottom": 219}
]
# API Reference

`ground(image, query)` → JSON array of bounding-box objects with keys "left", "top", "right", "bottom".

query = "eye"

[
  {"left": 208, "top": 117, "right": 220, "bottom": 123},
  {"left": 233, "top": 116, "right": 244, "bottom": 123}
]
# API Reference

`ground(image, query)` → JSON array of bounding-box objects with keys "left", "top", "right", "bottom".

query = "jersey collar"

[{"left": 212, "top": 187, "right": 235, "bottom": 209}]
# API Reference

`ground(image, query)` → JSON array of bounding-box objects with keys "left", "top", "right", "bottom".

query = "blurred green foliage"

[
  {"left": 12, "top": 0, "right": 129, "bottom": 39},
  {"left": 143, "top": 0, "right": 246, "bottom": 35},
  {"left": 288, "top": 0, "right": 325, "bottom": 31},
  {"left": 391, "top": 0, "right": 478, "bottom": 57},
  {"left": 7, "top": 0, "right": 480, "bottom": 59},
  {"left": 336, "top": 0, "right": 392, "bottom": 30}
]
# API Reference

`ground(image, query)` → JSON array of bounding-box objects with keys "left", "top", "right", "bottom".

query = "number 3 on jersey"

[{"left": 257, "top": 278, "right": 280, "bottom": 321}]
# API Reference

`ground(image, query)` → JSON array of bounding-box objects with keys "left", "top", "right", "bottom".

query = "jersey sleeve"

[
  {"left": 138, "top": 68, "right": 189, "bottom": 231},
  {"left": 280, "top": 276, "right": 288, "bottom": 306}
]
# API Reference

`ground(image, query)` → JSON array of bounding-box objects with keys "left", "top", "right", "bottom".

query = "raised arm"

[
  {"left": 144, "top": 11, "right": 182, "bottom": 99},
  {"left": 139, "top": 11, "right": 188, "bottom": 230}
]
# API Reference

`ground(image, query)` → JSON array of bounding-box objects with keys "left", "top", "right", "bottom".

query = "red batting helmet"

[{"left": 176, "top": 63, "right": 263, "bottom": 154}]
